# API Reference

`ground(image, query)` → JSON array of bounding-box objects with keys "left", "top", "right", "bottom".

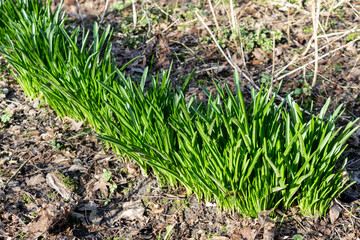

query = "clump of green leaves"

[
  {"left": 346, "top": 33, "right": 359, "bottom": 42},
  {"left": 303, "top": 26, "right": 313, "bottom": 34},
  {"left": 100, "top": 70, "right": 358, "bottom": 217},
  {"left": 102, "top": 170, "right": 118, "bottom": 205},
  {"left": 1, "top": 109, "right": 12, "bottom": 124},
  {"left": 0, "top": 0, "right": 358, "bottom": 218},
  {"left": 200, "top": 26, "right": 282, "bottom": 52},
  {"left": 239, "top": 27, "right": 282, "bottom": 52}
]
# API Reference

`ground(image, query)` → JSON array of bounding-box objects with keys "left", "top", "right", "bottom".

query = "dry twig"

[
  {"left": 311, "top": 0, "right": 321, "bottom": 87},
  {"left": 100, "top": 0, "right": 109, "bottom": 24},
  {"left": 208, "top": 0, "right": 219, "bottom": 32}
]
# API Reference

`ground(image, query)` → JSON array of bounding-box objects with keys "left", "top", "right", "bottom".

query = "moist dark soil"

[{"left": 1, "top": 0, "right": 360, "bottom": 239}]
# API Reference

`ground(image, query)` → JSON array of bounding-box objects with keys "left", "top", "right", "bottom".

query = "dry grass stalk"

[
  {"left": 195, "top": 11, "right": 238, "bottom": 71},
  {"left": 230, "top": 0, "right": 236, "bottom": 31},
  {"left": 278, "top": 36, "right": 360, "bottom": 81},
  {"left": 132, "top": 0, "right": 137, "bottom": 29},
  {"left": 208, "top": 0, "right": 219, "bottom": 32},
  {"left": 311, "top": 0, "right": 321, "bottom": 87},
  {"left": 100, "top": 0, "right": 109, "bottom": 24}
]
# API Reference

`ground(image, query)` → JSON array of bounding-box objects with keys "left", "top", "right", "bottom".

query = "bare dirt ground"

[{"left": 1, "top": 0, "right": 360, "bottom": 239}]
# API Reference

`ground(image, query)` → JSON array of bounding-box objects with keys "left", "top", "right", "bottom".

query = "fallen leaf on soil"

[
  {"left": 93, "top": 150, "right": 113, "bottom": 162},
  {"left": 251, "top": 59, "right": 263, "bottom": 66},
  {"left": 346, "top": 42, "right": 358, "bottom": 55},
  {"left": 259, "top": 209, "right": 276, "bottom": 240},
  {"left": 127, "top": 162, "right": 138, "bottom": 176},
  {"left": 149, "top": 202, "right": 164, "bottom": 215},
  {"left": 70, "top": 119, "right": 83, "bottom": 131},
  {"left": 41, "top": 129, "right": 55, "bottom": 141},
  {"left": 119, "top": 207, "right": 145, "bottom": 221},
  {"left": 0, "top": 189, "right": 5, "bottom": 200},
  {"left": 92, "top": 176, "right": 111, "bottom": 197},
  {"left": 26, "top": 174, "right": 45, "bottom": 186},
  {"left": 118, "top": 200, "right": 145, "bottom": 221},
  {"left": 344, "top": 232, "right": 355, "bottom": 240},
  {"left": 231, "top": 226, "right": 256, "bottom": 240},
  {"left": 53, "top": 155, "right": 71, "bottom": 164},
  {"left": 28, "top": 109, "right": 37, "bottom": 117},
  {"left": 157, "top": 34, "right": 171, "bottom": 69},
  {"left": 68, "top": 164, "right": 87, "bottom": 172},
  {"left": 28, "top": 130, "right": 40, "bottom": 136},
  {"left": 33, "top": 98, "right": 40, "bottom": 108},
  {"left": 329, "top": 204, "right": 342, "bottom": 224},
  {"left": 89, "top": 210, "right": 102, "bottom": 225},
  {"left": 24, "top": 202, "right": 73, "bottom": 238},
  {"left": 46, "top": 172, "right": 75, "bottom": 201},
  {"left": 253, "top": 48, "right": 266, "bottom": 62},
  {"left": 232, "top": 53, "right": 243, "bottom": 67},
  {"left": 348, "top": 68, "right": 360, "bottom": 80}
]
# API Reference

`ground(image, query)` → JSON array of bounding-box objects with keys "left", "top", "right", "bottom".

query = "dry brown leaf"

[
  {"left": 149, "top": 202, "right": 164, "bottom": 215},
  {"left": 33, "top": 98, "right": 40, "bottom": 108},
  {"left": 127, "top": 162, "right": 138, "bottom": 176},
  {"left": 231, "top": 226, "right": 256, "bottom": 240},
  {"left": 26, "top": 174, "right": 45, "bottom": 186},
  {"left": 253, "top": 48, "right": 266, "bottom": 62},
  {"left": 259, "top": 209, "right": 276, "bottom": 240},
  {"left": 70, "top": 119, "right": 83, "bottom": 131},
  {"left": 329, "top": 204, "right": 341, "bottom": 224},
  {"left": 89, "top": 210, "right": 102, "bottom": 225},
  {"left": 92, "top": 177, "right": 110, "bottom": 197},
  {"left": 118, "top": 200, "right": 145, "bottom": 221},
  {"left": 68, "top": 164, "right": 87, "bottom": 172},
  {"left": 28, "top": 109, "right": 37, "bottom": 117},
  {"left": 24, "top": 202, "right": 73, "bottom": 238},
  {"left": 157, "top": 34, "right": 171, "bottom": 69},
  {"left": 348, "top": 68, "right": 360, "bottom": 80}
]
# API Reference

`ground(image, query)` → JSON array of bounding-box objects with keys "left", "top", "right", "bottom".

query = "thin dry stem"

[
  {"left": 347, "top": 1, "right": 360, "bottom": 18},
  {"left": 278, "top": 37, "right": 360, "bottom": 81},
  {"left": 132, "top": 0, "right": 137, "bottom": 29},
  {"left": 306, "top": 27, "right": 359, "bottom": 57},
  {"left": 333, "top": 0, "right": 346, "bottom": 10},
  {"left": 195, "top": 11, "right": 238, "bottom": 71},
  {"left": 75, "top": 0, "right": 84, "bottom": 20},
  {"left": 230, "top": 0, "right": 236, "bottom": 31},
  {"left": 208, "top": 0, "right": 219, "bottom": 32},
  {"left": 311, "top": 0, "right": 320, "bottom": 88},
  {"left": 275, "top": 56, "right": 298, "bottom": 77},
  {"left": 318, "top": 22, "right": 330, "bottom": 43},
  {"left": 100, "top": 0, "right": 109, "bottom": 24}
]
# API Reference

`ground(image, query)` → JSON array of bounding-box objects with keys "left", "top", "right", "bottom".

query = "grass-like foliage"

[
  {"left": 0, "top": 0, "right": 358, "bottom": 217},
  {"left": 0, "top": 0, "right": 67, "bottom": 98},
  {"left": 100, "top": 72, "right": 358, "bottom": 217}
]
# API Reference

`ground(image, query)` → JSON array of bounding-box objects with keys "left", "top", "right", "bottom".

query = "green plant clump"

[
  {"left": 1, "top": 109, "right": 12, "bottom": 123},
  {"left": 0, "top": 0, "right": 358, "bottom": 218}
]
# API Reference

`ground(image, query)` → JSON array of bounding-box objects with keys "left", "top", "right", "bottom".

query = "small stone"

[{"left": 2, "top": 88, "right": 8, "bottom": 95}]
